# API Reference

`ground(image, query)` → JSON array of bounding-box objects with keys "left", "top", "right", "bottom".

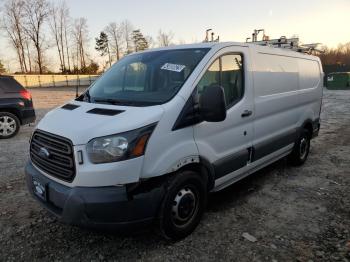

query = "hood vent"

[
  {"left": 87, "top": 108, "right": 124, "bottom": 116},
  {"left": 61, "top": 104, "right": 80, "bottom": 110}
]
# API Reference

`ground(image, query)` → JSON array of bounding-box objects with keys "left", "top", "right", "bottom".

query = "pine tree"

[
  {"left": 132, "top": 30, "right": 149, "bottom": 52},
  {"left": 95, "top": 31, "right": 111, "bottom": 67}
]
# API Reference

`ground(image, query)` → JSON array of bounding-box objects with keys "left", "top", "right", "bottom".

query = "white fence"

[{"left": 11, "top": 74, "right": 100, "bottom": 88}]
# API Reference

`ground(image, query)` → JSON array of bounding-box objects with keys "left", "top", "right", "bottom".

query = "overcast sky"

[{"left": 1, "top": 0, "right": 349, "bottom": 71}]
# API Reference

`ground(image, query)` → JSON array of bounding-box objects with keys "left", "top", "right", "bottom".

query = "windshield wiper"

[
  {"left": 93, "top": 98, "right": 160, "bottom": 107},
  {"left": 93, "top": 98, "right": 142, "bottom": 106}
]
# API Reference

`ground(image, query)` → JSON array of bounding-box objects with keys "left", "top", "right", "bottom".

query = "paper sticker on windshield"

[{"left": 161, "top": 63, "right": 186, "bottom": 72}]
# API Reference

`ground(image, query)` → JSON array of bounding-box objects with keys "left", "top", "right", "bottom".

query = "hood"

[{"left": 37, "top": 101, "right": 164, "bottom": 145}]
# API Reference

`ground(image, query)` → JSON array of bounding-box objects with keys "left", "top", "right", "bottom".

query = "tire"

[
  {"left": 158, "top": 170, "right": 207, "bottom": 240},
  {"left": 0, "top": 112, "right": 20, "bottom": 139},
  {"left": 288, "top": 128, "right": 310, "bottom": 166}
]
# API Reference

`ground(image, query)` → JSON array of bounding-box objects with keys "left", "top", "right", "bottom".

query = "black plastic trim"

[
  {"left": 30, "top": 129, "right": 76, "bottom": 182},
  {"left": 172, "top": 89, "right": 201, "bottom": 131},
  {"left": 311, "top": 118, "right": 320, "bottom": 138},
  {"left": 252, "top": 129, "right": 297, "bottom": 162},
  {"left": 61, "top": 104, "right": 80, "bottom": 110},
  {"left": 87, "top": 108, "right": 124, "bottom": 116},
  {"left": 25, "top": 161, "right": 164, "bottom": 231},
  {"left": 213, "top": 149, "right": 249, "bottom": 179}
]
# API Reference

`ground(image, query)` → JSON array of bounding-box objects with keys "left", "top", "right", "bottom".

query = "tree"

[
  {"left": 157, "top": 29, "right": 174, "bottom": 47},
  {"left": 121, "top": 19, "right": 133, "bottom": 54},
  {"left": 95, "top": 31, "right": 111, "bottom": 67},
  {"left": 0, "top": 61, "right": 6, "bottom": 74},
  {"left": 23, "top": 0, "right": 49, "bottom": 74},
  {"left": 75, "top": 60, "right": 99, "bottom": 74},
  {"left": 49, "top": 2, "right": 64, "bottom": 72},
  {"left": 72, "top": 17, "right": 89, "bottom": 70},
  {"left": 132, "top": 29, "right": 149, "bottom": 52},
  {"left": 105, "top": 22, "right": 123, "bottom": 61},
  {"left": 48, "top": 0, "right": 71, "bottom": 73},
  {"left": 317, "top": 42, "right": 350, "bottom": 74},
  {"left": 1, "top": 0, "right": 28, "bottom": 73}
]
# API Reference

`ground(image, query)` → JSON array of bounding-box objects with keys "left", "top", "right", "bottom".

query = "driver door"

[{"left": 194, "top": 47, "right": 254, "bottom": 188}]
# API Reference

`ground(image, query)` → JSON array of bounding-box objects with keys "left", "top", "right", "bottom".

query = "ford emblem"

[{"left": 38, "top": 147, "right": 50, "bottom": 159}]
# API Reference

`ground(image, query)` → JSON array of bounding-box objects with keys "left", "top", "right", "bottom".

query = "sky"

[{"left": 1, "top": 0, "right": 350, "bottom": 72}]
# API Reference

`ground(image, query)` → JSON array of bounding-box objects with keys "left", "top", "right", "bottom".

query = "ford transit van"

[{"left": 25, "top": 42, "right": 323, "bottom": 239}]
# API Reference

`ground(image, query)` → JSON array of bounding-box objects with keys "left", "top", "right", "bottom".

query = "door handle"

[{"left": 241, "top": 110, "right": 253, "bottom": 118}]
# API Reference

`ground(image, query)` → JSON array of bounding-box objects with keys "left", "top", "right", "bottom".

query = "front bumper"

[{"left": 25, "top": 161, "right": 164, "bottom": 231}]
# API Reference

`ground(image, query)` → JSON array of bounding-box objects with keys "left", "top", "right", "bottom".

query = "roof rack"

[
  {"left": 246, "top": 29, "right": 323, "bottom": 54},
  {"left": 203, "top": 29, "right": 220, "bottom": 43}
]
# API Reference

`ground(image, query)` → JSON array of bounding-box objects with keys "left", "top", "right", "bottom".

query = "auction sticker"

[{"left": 161, "top": 63, "right": 186, "bottom": 72}]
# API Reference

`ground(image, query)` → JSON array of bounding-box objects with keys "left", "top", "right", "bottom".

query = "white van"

[{"left": 26, "top": 42, "right": 323, "bottom": 239}]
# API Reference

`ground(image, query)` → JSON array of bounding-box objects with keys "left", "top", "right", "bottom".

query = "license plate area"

[{"left": 32, "top": 178, "right": 47, "bottom": 201}]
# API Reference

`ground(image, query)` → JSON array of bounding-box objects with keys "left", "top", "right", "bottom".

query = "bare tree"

[
  {"left": 72, "top": 17, "right": 89, "bottom": 69},
  {"left": 58, "top": 1, "right": 71, "bottom": 72},
  {"left": 105, "top": 22, "right": 123, "bottom": 61},
  {"left": 23, "top": 0, "right": 49, "bottom": 74},
  {"left": 0, "top": 60, "right": 6, "bottom": 74},
  {"left": 157, "top": 29, "right": 174, "bottom": 47},
  {"left": 319, "top": 42, "right": 350, "bottom": 67},
  {"left": 48, "top": 1, "right": 70, "bottom": 73},
  {"left": 121, "top": 19, "right": 133, "bottom": 54},
  {"left": 49, "top": 2, "right": 64, "bottom": 72},
  {"left": 63, "top": 5, "right": 71, "bottom": 72},
  {"left": 24, "top": 35, "right": 32, "bottom": 72},
  {"left": 1, "top": 0, "right": 28, "bottom": 73},
  {"left": 145, "top": 35, "right": 155, "bottom": 48}
]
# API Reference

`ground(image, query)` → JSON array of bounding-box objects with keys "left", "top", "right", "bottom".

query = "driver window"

[
  {"left": 197, "top": 58, "right": 220, "bottom": 94},
  {"left": 197, "top": 54, "right": 244, "bottom": 108},
  {"left": 221, "top": 54, "right": 243, "bottom": 106}
]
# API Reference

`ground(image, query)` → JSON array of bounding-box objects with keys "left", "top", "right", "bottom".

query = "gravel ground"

[{"left": 0, "top": 87, "right": 349, "bottom": 262}]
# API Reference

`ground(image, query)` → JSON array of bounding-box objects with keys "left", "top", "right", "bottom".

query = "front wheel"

[
  {"left": 158, "top": 170, "right": 207, "bottom": 240},
  {"left": 288, "top": 128, "right": 311, "bottom": 166}
]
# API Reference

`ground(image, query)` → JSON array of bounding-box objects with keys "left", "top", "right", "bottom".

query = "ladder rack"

[{"left": 246, "top": 30, "right": 323, "bottom": 54}]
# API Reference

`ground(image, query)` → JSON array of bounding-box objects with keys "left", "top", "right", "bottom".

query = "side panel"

[
  {"left": 252, "top": 51, "right": 300, "bottom": 161},
  {"left": 295, "top": 58, "right": 323, "bottom": 128}
]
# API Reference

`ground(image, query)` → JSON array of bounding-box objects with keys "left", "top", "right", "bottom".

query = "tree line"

[
  {"left": 316, "top": 43, "right": 350, "bottom": 75},
  {"left": 1, "top": 0, "right": 349, "bottom": 76},
  {"left": 319, "top": 43, "right": 350, "bottom": 65},
  {"left": 0, "top": 0, "right": 175, "bottom": 75}
]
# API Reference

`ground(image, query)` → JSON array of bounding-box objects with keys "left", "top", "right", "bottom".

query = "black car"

[{"left": 0, "top": 76, "right": 36, "bottom": 139}]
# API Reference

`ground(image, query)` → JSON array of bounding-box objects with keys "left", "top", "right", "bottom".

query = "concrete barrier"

[{"left": 11, "top": 74, "right": 100, "bottom": 88}]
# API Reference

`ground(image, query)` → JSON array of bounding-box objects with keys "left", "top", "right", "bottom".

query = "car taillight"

[{"left": 20, "top": 89, "right": 32, "bottom": 100}]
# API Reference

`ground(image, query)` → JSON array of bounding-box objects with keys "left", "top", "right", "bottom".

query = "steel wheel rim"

[
  {"left": 171, "top": 186, "right": 199, "bottom": 228},
  {"left": 0, "top": 116, "right": 17, "bottom": 137},
  {"left": 299, "top": 137, "right": 309, "bottom": 159}
]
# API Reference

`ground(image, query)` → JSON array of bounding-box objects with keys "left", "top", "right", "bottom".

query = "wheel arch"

[
  {"left": 170, "top": 157, "right": 216, "bottom": 192},
  {"left": 0, "top": 108, "right": 22, "bottom": 124},
  {"left": 301, "top": 119, "right": 313, "bottom": 139}
]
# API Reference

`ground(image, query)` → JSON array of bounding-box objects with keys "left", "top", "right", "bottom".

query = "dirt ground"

[{"left": 0, "top": 87, "right": 349, "bottom": 262}]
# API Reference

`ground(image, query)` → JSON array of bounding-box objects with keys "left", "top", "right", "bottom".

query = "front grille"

[{"left": 30, "top": 130, "right": 75, "bottom": 182}]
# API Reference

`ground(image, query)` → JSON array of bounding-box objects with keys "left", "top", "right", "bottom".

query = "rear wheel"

[
  {"left": 0, "top": 112, "right": 20, "bottom": 139},
  {"left": 288, "top": 128, "right": 310, "bottom": 166},
  {"left": 158, "top": 170, "right": 207, "bottom": 240}
]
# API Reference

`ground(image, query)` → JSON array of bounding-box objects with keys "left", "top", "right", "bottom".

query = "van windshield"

[{"left": 84, "top": 48, "right": 209, "bottom": 106}]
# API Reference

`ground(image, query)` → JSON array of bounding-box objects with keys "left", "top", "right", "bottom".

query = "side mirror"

[{"left": 199, "top": 85, "right": 226, "bottom": 122}]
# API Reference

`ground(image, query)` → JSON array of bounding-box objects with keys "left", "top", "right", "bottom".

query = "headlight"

[{"left": 87, "top": 123, "right": 157, "bottom": 164}]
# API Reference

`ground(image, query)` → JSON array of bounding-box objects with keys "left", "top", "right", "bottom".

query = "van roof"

[{"left": 140, "top": 42, "right": 319, "bottom": 59}]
